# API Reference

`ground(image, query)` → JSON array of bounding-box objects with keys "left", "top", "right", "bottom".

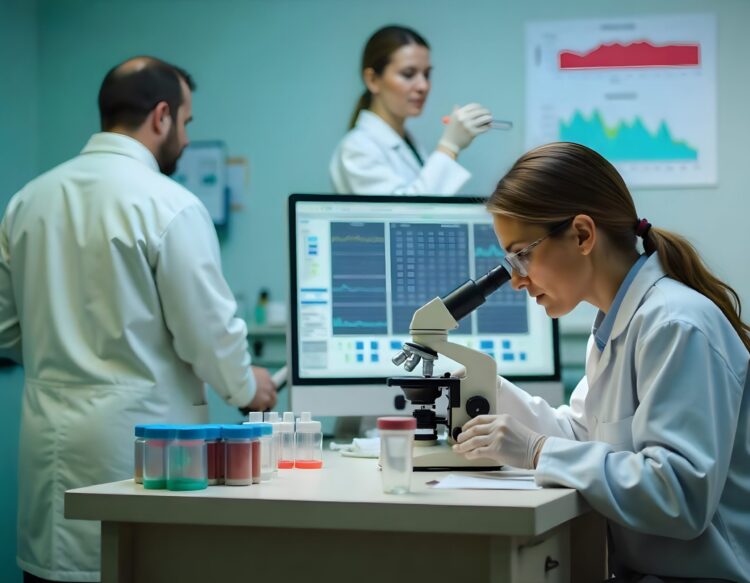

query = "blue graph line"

[{"left": 332, "top": 317, "right": 387, "bottom": 329}]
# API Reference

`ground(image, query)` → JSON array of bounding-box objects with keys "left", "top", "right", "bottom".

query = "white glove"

[
  {"left": 438, "top": 103, "right": 493, "bottom": 155},
  {"left": 452, "top": 414, "right": 547, "bottom": 469}
]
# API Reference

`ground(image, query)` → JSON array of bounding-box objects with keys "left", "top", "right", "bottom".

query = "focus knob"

[{"left": 465, "top": 396, "right": 490, "bottom": 418}]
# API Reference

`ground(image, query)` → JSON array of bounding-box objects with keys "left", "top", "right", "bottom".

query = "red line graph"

[{"left": 559, "top": 41, "right": 700, "bottom": 69}]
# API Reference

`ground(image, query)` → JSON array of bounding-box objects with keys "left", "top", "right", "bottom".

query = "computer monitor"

[{"left": 288, "top": 194, "right": 561, "bottom": 416}]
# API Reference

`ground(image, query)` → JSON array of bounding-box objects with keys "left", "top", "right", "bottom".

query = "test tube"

[
  {"left": 295, "top": 412, "right": 322, "bottom": 469},
  {"left": 277, "top": 412, "right": 295, "bottom": 469}
]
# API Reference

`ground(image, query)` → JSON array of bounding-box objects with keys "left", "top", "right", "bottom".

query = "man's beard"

[{"left": 156, "top": 123, "right": 183, "bottom": 176}]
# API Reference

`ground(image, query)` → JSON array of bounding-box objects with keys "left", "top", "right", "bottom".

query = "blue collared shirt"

[{"left": 592, "top": 254, "right": 649, "bottom": 351}]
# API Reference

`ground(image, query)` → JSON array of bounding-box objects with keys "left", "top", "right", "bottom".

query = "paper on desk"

[
  {"left": 329, "top": 437, "right": 380, "bottom": 458},
  {"left": 429, "top": 472, "right": 541, "bottom": 490}
]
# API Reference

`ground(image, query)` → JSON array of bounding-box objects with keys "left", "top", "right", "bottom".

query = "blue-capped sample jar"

[
  {"left": 222, "top": 425, "right": 256, "bottom": 486},
  {"left": 200, "top": 424, "right": 223, "bottom": 485},
  {"left": 134, "top": 424, "right": 147, "bottom": 484},
  {"left": 143, "top": 425, "right": 176, "bottom": 489},
  {"left": 167, "top": 426, "right": 208, "bottom": 491}
]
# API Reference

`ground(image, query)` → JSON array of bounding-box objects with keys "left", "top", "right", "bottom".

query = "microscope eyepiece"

[{"left": 441, "top": 265, "right": 511, "bottom": 322}]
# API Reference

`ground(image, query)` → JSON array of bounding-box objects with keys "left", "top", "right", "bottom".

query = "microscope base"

[{"left": 412, "top": 442, "right": 500, "bottom": 471}]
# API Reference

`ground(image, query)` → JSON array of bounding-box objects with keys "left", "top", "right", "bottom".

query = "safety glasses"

[{"left": 502, "top": 218, "right": 574, "bottom": 277}]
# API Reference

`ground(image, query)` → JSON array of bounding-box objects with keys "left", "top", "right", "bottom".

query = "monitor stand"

[{"left": 332, "top": 416, "right": 378, "bottom": 439}]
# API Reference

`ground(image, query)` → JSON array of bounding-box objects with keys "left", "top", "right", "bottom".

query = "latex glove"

[
  {"left": 242, "top": 366, "right": 278, "bottom": 412},
  {"left": 452, "top": 414, "right": 546, "bottom": 469},
  {"left": 438, "top": 103, "right": 493, "bottom": 155}
]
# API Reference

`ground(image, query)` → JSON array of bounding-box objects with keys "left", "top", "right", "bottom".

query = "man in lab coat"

[{"left": 0, "top": 56, "right": 277, "bottom": 583}]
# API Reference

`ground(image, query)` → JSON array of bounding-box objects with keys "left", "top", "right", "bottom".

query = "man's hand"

[{"left": 246, "top": 366, "right": 278, "bottom": 411}]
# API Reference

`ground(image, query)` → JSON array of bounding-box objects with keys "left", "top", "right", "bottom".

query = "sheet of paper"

[{"left": 429, "top": 473, "right": 541, "bottom": 490}]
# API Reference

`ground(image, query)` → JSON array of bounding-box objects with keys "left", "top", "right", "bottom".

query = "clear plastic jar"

[
  {"left": 222, "top": 425, "right": 255, "bottom": 486},
  {"left": 134, "top": 424, "right": 147, "bottom": 484},
  {"left": 167, "top": 426, "right": 208, "bottom": 491},
  {"left": 258, "top": 423, "right": 273, "bottom": 480},
  {"left": 201, "top": 425, "right": 222, "bottom": 485},
  {"left": 264, "top": 412, "right": 281, "bottom": 476},
  {"left": 277, "top": 412, "right": 295, "bottom": 469},
  {"left": 143, "top": 425, "right": 175, "bottom": 489},
  {"left": 295, "top": 412, "right": 322, "bottom": 469},
  {"left": 377, "top": 417, "right": 416, "bottom": 494}
]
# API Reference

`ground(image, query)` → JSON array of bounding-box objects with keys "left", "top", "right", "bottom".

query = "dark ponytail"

[{"left": 643, "top": 227, "right": 750, "bottom": 351}]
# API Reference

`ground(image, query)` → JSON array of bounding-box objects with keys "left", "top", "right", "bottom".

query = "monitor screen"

[{"left": 288, "top": 194, "right": 560, "bottom": 415}]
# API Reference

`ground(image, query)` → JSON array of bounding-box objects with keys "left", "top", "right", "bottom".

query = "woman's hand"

[
  {"left": 438, "top": 103, "right": 492, "bottom": 155},
  {"left": 453, "top": 414, "right": 547, "bottom": 469}
]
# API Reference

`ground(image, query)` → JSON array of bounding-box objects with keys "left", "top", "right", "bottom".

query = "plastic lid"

[
  {"left": 296, "top": 412, "right": 321, "bottom": 433},
  {"left": 143, "top": 425, "right": 176, "bottom": 439},
  {"left": 265, "top": 411, "right": 280, "bottom": 423},
  {"left": 247, "top": 411, "right": 263, "bottom": 423},
  {"left": 258, "top": 422, "right": 273, "bottom": 436},
  {"left": 277, "top": 411, "right": 295, "bottom": 432},
  {"left": 221, "top": 424, "right": 256, "bottom": 439},
  {"left": 242, "top": 422, "right": 266, "bottom": 438},
  {"left": 377, "top": 417, "right": 417, "bottom": 431},
  {"left": 134, "top": 424, "right": 147, "bottom": 437},
  {"left": 199, "top": 424, "right": 221, "bottom": 440},
  {"left": 173, "top": 425, "right": 207, "bottom": 439}
]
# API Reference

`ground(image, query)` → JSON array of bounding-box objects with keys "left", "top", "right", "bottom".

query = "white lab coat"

[
  {"left": 497, "top": 253, "right": 749, "bottom": 581},
  {"left": 329, "top": 110, "right": 471, "bottom": 195},
  {"left": 0, "top": 133, "right": 256, "bottom": 581}
]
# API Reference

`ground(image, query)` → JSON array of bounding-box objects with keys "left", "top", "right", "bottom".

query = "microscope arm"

[{"left": 405, "top": 265, "right": 512, "bottom": 440}]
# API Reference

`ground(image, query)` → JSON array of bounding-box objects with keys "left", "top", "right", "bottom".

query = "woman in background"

[
  {"left": 455, "top": 142, "right": 750, "bottom": 582},
  {"left": 330, "top": 25, "right": 492, "bottom": 195}
]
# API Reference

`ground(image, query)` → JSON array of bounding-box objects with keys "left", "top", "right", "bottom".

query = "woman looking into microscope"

[{"left": 454, "top": 142, "right": 750, "bottom": 582}]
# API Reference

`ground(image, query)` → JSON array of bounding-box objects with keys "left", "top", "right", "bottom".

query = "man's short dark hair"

[{"left": 98, "top": 57, "right": 196, "bottom": 131}]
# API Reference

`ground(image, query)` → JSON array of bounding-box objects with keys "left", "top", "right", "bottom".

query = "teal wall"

[
  {"left": 0, "top": 0, "right": 37, "bottom": 581},
  {"left": 2, "top": 1, "right": 749, "bottom": 581},
  {"left": 32, "top": 0, "right": 750, "bottom": 316}
]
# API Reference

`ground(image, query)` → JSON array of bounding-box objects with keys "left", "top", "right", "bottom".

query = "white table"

[{"left": 65, "top": 452, "right": 606, "bottom": 583}]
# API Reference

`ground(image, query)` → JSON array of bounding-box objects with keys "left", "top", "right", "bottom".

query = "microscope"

[{"left": 388, "top": 265, "right": 511, "bottom": 470}]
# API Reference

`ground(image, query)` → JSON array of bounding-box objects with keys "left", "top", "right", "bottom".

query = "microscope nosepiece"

[
  {"left": 391, "top": 351, "right": 408, "bottom": 366},
  {"left": 404, "top": 353, "right": 422, "bottom": 372}
]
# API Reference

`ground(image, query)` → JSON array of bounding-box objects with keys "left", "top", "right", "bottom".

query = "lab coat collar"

[
  {"left": 608, "top": 252, "right": 668, "bottom": 343},
  {"left": 81, "top": 132, "right": 160, "bottom": 173},
  {"left": 355, "top": 110, "right": 421, "bottom": 172},
  {"left": 585, "top": 253, "right": 667, "bottom": 386}
]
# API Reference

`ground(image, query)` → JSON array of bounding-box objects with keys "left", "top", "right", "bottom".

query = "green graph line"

[{"left": 560, "top": 109, "right": 698, "bottom": 161}]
